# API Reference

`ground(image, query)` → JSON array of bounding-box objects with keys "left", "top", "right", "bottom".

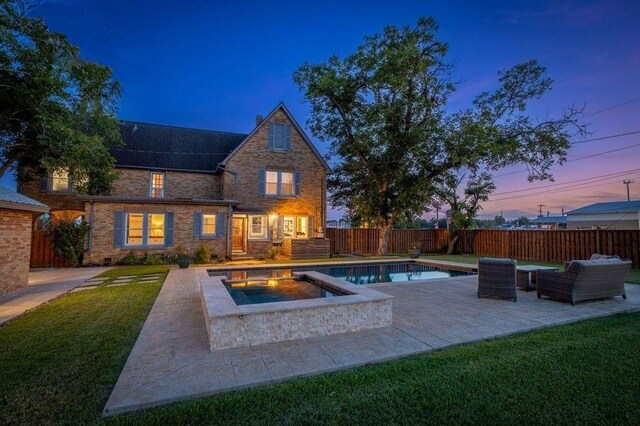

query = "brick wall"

[
  {"left": 223, "top": 109, "right": 327, "bottom": 232},
  {"left": 111, "top": 168, "right": 222, "bottom": 199},
  {"left": 20, "top": 179, "right": 85, "bottom": 213},
  {"left": 0, "top": 208, "right": 33, "bottom": 296},
  {"left": 84, "top": 202, "right": 229, "bottom": 265}
]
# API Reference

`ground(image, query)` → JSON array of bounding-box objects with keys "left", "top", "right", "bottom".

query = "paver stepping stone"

[
  {"left": 142, "top": 274, "right": 162, "bottom": 278},
  {"left": 71, "top": 286, "right": 98, "bottom": 292},
  {"left": 106, "top": 282, "right": 130, "bottom": 287},
  {"left": 117, "top": 276, "right": 136, "bottom": 279},
  {"left": 84, "top": 277, "right": 107, "bottom": 283},
  {"left": 111, "top": 279, "right": 132, "bottom": 284}
]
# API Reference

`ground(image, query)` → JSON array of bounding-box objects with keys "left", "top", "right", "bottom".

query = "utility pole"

[
  {"left": 623, "top": 179, "right": 634, "bottom": 201},
  {"left": 537, "top": 204, "right": 545, "bottom": 217}
]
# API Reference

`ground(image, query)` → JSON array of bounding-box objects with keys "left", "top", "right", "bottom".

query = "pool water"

[
  {"left": 223, "top": 278, "right": 344, "bottom": 305},
  {"left": 211, "top": 262, "right": 472, "bottom": 285},
  {"left": 312, "top": 262, "right": 470, "bottom": 284}
]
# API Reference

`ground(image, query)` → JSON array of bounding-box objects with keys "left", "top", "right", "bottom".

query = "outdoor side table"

[{"left": 516, "top": 265, "right": 559, "bottom": 291}]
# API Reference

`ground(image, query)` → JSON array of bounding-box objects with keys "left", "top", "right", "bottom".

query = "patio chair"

[
  {"left": 537, "top": 258, "right": 631, "bottom": 305},
  {"left": 477, "top": 257, "right": 517, "bottom": 302}
]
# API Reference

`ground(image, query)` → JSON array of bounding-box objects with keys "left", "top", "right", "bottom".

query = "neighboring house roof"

[
  {"left": 566, "top": 201, "right": 640, "bottom": 215},
  {"left": 221, "top": 102, "right": 332, "bottom": 172},
  {"left": 113, "top": 121, "right": 248, "bottom": 173},
  {"left": 0, "top": 185, "right": 49, "bottom": 213},
  {"left": 532, "top": 216, "right": 567, "bottom": 224}
]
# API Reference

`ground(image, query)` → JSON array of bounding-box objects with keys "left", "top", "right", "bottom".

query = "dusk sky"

[{"left": 3, "top": 0, "right": 639, "bottom": 220}]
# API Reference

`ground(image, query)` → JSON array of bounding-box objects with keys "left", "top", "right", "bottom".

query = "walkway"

[
  {"left": 0, "top": 267, "right": 110, "bottom": 325},
  {"left": 104, "top": 268, "right": 640, "bottom": 415}
]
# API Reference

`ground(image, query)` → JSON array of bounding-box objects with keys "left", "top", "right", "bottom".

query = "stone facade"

[
  {"left": 111, "top": 168, "right": 222, "bottom": 199},
  {"left": 223, "top": 109, "right": 327, "bottom": 231},
  {"left": 0, "top": 209, "right": 33, "bottom": 296},
  {"left": 84, "top": 202, "right": 229, "bottom": 265}
]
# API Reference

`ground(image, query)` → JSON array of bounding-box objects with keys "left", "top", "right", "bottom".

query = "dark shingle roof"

[
  {"left": 566, "top": 201, "right": 640, "bottom": 215},
  {"left": 0, "top": 185, "right": 49, "bottom": 212},
  {"left": 112, "top": 121, "right": 248, "bottom": 172}
]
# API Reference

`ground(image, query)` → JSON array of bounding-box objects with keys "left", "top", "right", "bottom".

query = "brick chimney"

[{"left": 255, "top": 115, "right": 264, "bottom": 126}]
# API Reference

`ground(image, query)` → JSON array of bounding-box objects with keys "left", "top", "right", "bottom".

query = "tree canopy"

[
  {"left": 0, "top": 0, "right": 121, "bottom": 194},
  {"left": 294, "top": 17, "right": 585, "bottom": 254}
]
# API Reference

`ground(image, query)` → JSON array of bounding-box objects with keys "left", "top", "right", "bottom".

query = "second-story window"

[
  {"left": 268, "top": 122, "right": 291, "bottom": 152},
  {"left": 265, "top": 171, "right": 278, "bottom": 195},
  {"left": 51, "top": 169, "right": 70, "bottom": 192},
  {"left": 280, "top": 172, "right": 294, "bottom": 196},
  {"left": 150, "top": 172, "right": 165, "bottom": 198}
]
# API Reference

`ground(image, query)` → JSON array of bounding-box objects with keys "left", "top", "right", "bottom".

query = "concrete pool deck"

[{"left": 104, "top": 266, "right": 640, "bottom": 415}]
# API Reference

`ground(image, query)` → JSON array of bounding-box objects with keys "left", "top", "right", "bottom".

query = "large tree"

[
  {"left": 294, "top": 17, "right": 585, "bottom": 255},
  {"left": 0, "top": 0, "right": 121, "bottom": 194}
]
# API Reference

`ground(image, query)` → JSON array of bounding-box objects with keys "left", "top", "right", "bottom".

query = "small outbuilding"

[
  {"left": 566, "top": 201, "right": 640, "bottom": 230},
  {"left": 0, "top": 186, "right": 49, "bottom": 297},
  {"left": 532, "top": 215, "right": 567, "bottom": 230}
]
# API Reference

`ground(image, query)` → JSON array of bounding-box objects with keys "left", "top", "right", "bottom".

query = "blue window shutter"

[
  {"left": 193, "top": 212, "right": 202, "bottom": 237},
  {"left": 277, "top": 215, "right": 284, "bottom": 240},
  {"left": 294, "top": 171, "right": 301, "bottom": 196},
  {"left": 258, "top": 168, "right": 266, "bottom": 195},
  {"left": 165, "top": 212, "right": 174, "bottom": 246},
  {"left": 276, "top": 171, "right": 282, "bottom": 196},
  {"left": 39, "top": 177, "right": 48, "bottom": 192},
  {"left": 308, "top": 216, "right": 314, "bottom": 238},
  {"left": 284, "top": 124, "right": 291, "bottom": 151},
  {"left": 216, "top": 212, "right": 226, "bottom": 236},
  {"left": 142, "top": 213, "right": 149, "bottom": 247},
  {"left": 113, "top": 212, "right": 125, "bottom": 247},
  {"left": 268, "top": 122, "right": 275, "bottom": 150}
]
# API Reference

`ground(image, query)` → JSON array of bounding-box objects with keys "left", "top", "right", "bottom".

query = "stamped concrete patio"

[{"left": 104, "top": 266, "right": 640, "bottom": 415}]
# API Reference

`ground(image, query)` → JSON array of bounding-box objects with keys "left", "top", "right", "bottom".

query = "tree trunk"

[
  {"left": 447, "top": 234, "right": 459, "bottom": 255},
  {"left": 377, "top": 223, "right": 392, "bottom": 256}
]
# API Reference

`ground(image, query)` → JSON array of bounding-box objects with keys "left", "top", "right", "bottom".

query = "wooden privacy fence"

[
  {"left": 325, "top": 228, "right": 449, "bottom": 255},
  {"left": 325, "top": 228, "right": 640, "bottom": 267},
  {"left": 30, "top": 229, "right": 68, "bottom": 268},
  {"left": 458, "top": 229, "right": 640, "bottom": 268}
]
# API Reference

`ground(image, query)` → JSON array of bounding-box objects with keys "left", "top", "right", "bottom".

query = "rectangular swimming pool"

[{"left": 209, "top": 261, "right": 473, "bottom": 285}]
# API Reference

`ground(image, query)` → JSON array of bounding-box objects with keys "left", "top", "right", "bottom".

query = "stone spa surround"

[{"left": 197, "top": 268, "right": 393, "bottom": 350}]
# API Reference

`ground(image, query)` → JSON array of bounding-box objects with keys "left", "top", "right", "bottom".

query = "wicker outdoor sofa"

[{"left": 537, "top": 258, "right": 631, "bottom": 305}]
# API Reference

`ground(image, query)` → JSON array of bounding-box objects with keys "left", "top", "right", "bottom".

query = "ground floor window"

[
  {"left": 126, "top": 213, "right": 143, "bottom": 245},
  {"left": 126, "top": 213, "right": 165, "bottom": 246},
  {"left": 202, "top": 214, "right": 217, "bottom": 236},
  {"left": 249, "top": 215, "right": 267, "bottom": 239},
  {"left": 281, "top": 215, "right": 309, "bottom": 239}
]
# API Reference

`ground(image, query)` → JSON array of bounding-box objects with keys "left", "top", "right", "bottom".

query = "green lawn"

[
  {"left": 1, "top": 265, "right": 639, "bottom": 424},
  {"left": 424, "top": 254, "right": 640, "bottom": 284}
]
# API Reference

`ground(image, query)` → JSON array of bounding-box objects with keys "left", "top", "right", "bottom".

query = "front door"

[{"left": 232, "top": 217, "right": 246, "bottom": 253}]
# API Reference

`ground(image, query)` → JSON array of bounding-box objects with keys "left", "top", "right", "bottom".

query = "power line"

[
  {"left": 571, "top": 130, "right": 640, "bottom": 145},
  {"left": 491, "top": 167, "right": 640, "bottom": 196},
  {"left": 582, "top": 96, "right": 640, "bottom": 118}
]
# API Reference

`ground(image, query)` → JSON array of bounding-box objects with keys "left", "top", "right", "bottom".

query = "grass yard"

[
  {"left": 424, "top": 254, "right": 640, "bottom": 284},
  {"left": 1, "top": 264, "right": 639, "bottom": 424}
]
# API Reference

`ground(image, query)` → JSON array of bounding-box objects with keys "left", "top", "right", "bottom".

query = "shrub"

[
  {"left": 47, "top": 216, "right": 90, "bottom": 267},
  {"left": 117, "top": 251, "right": 143, "bottom": 266},
  {"left": 192, "top": 243, "right": 212, "bottom": 264},
  {"left": 142, "top": 254, "right": 164, "bottom": 265}
]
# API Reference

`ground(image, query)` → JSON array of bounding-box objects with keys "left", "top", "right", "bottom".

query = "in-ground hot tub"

[{"left": 197, "top": 269, "right": 392, "bottom": 351}]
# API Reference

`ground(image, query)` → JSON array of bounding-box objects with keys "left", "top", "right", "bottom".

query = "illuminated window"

[
  {"left": 51, "top": 169, "right": 70, "bottom": 191},
  {"left": 126, "top": 214, "right": 144, "bottom": 245},
  {"left": 202, "top": 214, "right": 216, "bottom": 235},
  {"left": 150, "top": 172, "right": 165, "bottom": 198},
  {"left": 265, "top": 171, "right": 278, "bottom": 195},
  {"left": 280, "top": 172, "right": 294, "bottom": 196},
  {"left": 283, "top": 216, "right": 294, "bottom": 238},
  {"left": 249, "top": 216, "right": 266, "bottom": 239},
  {"left": 148, "top": 214, "right": 165, "bottom": 245},
  {"left": 296, "top": 217, "right": 308, "bottom": 238}
]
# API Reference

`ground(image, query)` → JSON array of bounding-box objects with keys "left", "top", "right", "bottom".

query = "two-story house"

[{"left": 20, "top": 103, "right": 330, "bottom": 265}]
